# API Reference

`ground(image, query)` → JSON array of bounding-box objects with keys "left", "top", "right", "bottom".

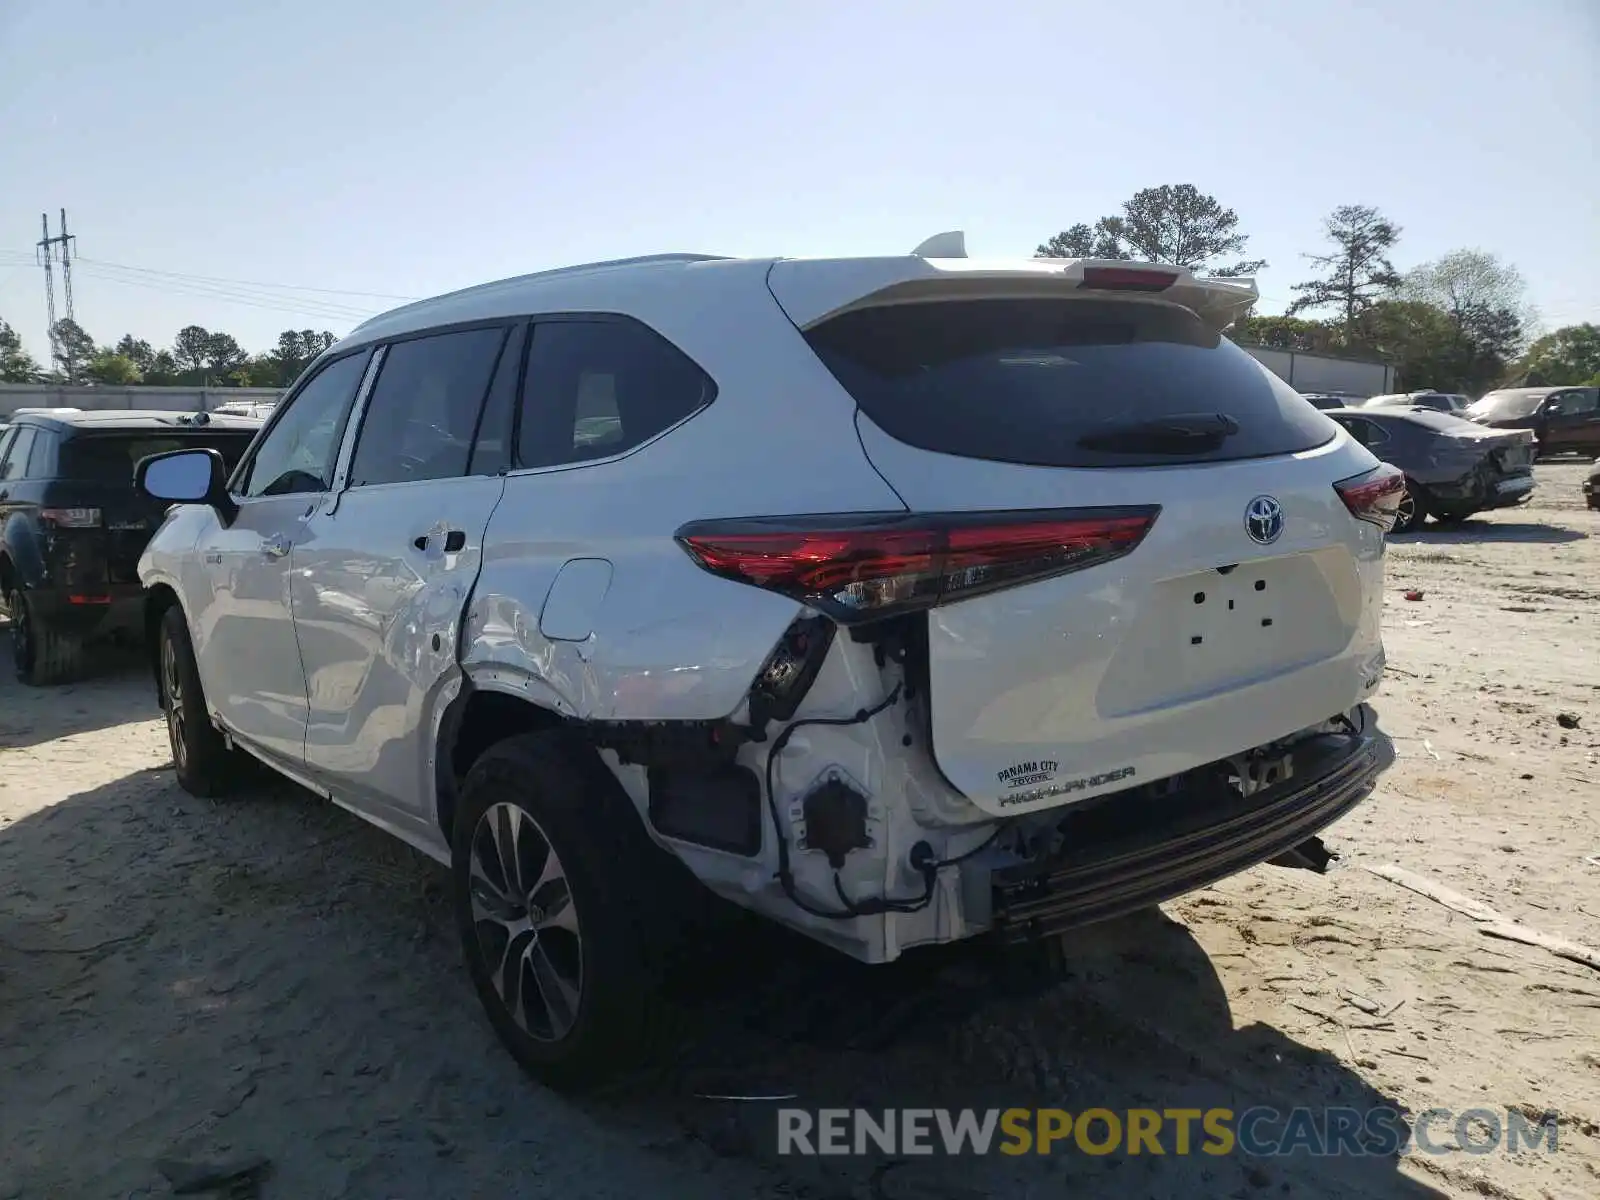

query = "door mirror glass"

[{"left": 139, "top": 449, "right": 215, "bottom": 501}]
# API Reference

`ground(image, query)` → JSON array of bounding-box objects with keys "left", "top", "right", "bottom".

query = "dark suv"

[{"left": 0, "top": 409, "right": 261, "bottom": 684}]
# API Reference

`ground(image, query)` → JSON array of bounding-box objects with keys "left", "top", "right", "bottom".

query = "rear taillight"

[
  {"left": 1334, "top": 464, "right": 1405, "bottom": 532},
  {"left": 1081, "top": 266, "right": 1180, "bottom": 292},
  {"left": 40, "top": 507, "right": 102, "bottom": 529},
  {"left": 675, "top": 508, "right": 1159, "bottom": 623}
]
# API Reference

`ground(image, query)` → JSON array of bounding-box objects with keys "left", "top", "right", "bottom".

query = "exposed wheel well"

[
  {"left": 435, "top": 688, "right": 566, "bottom": 842},
  {"left": 143, "top": 585, "right": 182, "bottom": 705}
]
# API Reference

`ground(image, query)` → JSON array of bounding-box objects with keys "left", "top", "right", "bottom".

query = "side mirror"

[{"left": 135, "top": 448, "right": 237, "bottom": 524}]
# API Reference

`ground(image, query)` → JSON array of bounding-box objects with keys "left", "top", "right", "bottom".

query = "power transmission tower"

[{"left": 35, "top": 209, "right": 78, "bottom": 377}]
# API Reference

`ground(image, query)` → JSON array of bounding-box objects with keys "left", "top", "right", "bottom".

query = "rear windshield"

[
  {"left": 1465, "top": 391, "right": 1544, "bottom": 420},
  {"left": 60, "top": 433, "right": 257, "bottom": 481},
  {"left": 1387, "top": 410, "right": 1480, "bottom": 433},
  {"left": 803, "top": 299, "right": 1337, "bottom": 468}
]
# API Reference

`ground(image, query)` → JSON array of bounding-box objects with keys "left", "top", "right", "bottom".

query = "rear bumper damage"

[{"left": 990, "top": 713, "right": 1391, "bottom": 942}]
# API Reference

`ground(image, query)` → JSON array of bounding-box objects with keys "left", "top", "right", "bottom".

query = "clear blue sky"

[{"left": 2, "top": 0, "right": 1596, "bottom": 362}]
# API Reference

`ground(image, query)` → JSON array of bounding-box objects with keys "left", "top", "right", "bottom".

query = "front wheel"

[
  {"left": 1393, "top": 481, "right": 1428, "bottom": 533},
  {"left": 158, "top": 607, "right": 245, "bottom": 796},
  {"left": 452, "top": 731, "right": 669, "bottom": 1090}
]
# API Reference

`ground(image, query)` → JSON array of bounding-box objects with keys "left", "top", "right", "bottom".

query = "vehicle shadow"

[
  {"left": 606, "top": 909, "right": 1450, "bottom": 1198},
  {"left": 1392, "top": 521, "right": 1587, "bottom": 545},
  {"left": 0, "top": 756, "right": 1448, "bottom": 1199},
  {"left": 0, "top": 629, "right": 153, "bottom": 751}
]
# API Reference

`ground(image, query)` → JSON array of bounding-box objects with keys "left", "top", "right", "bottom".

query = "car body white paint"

[{"left": 140, "top": 246, "right": 1393, "bottom": 964}]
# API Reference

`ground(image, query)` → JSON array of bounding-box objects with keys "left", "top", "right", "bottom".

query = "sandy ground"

[{"left": 1, "top": 460, "right": 1596, "bottom": 1200}]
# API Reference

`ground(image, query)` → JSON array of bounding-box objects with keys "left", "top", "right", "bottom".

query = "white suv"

[{"left": 136, "top": 240, "right": 1401, "bottom": 1087}]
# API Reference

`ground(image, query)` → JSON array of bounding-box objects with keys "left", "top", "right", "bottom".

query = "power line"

[
  {"left": 73, "top": 264, "right": 385, "bottom": 324},
  {"left": 75, "top": 260, "right": 382, "bottom": 318},
  {"left": 75, "top": 255, "right": 419, "bottom": 301}
]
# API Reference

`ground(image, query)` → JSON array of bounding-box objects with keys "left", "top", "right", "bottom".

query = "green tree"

[
  {"left": 51, "top": 318, "right": 97, "bottom": 384},
  {"left": 144, "top": 349, "right": 182, "bottom": 386},
  {"left": 0, "top": 318, "right": 41, "bottom": 383},
  {"left": 1234, "top": 314, "right": 1337, "bottom": 352},
  {"left": 85, "top": 350, "right": 143, "bottom": 385},
  {"left": 1040, "top": 185, "right": 1266, "bottom": 276},
  {"left": 113, "top": 334, "right": 157, "bottom": 376},
  {"left": 201, "top": 331, "right": 247, "bottom": 377},
  {"left": 1403, "top": 250, "right": 1529, "bottom": 394},
  {"left": 1288, "top": 205, "right": 1403, "bottom": 339},
  {"left": 1036, "top": 220, "right": 1128, "bottom": 261},
  {"left": 267, "top": 329, "right": 337, "bottom": 386},
  {"left": 172, "top": 324, "right": 213, "bottom": 378},
  {"left": 1352, "top": 299, "right": 1459, "bottom": 392},
  {"left": 1515, "top": 323, "right": 1600, "bottom": 386}
]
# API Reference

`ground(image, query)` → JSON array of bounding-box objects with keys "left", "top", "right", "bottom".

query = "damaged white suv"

[{"left": 136, "top": 238, "right": 1400, "bottom": 1086}]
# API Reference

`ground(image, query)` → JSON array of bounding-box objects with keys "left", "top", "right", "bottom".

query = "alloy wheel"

[
  {"left": 1395, "top": 488, "right": 1417, "bottom": 531},
  {"left": 161, "top": 635, "right": 188, "bottom": 772},
  {"left": 467, "top": 802, "right": 583, "bottom": 1042}
]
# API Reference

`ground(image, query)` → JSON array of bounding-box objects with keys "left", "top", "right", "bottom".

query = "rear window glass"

[
  {"left": 1388, "top": 410, "right": 1478, "bottom": 433},
  {"left": 60, "top": 434, "right": 257, "bottom": 480},
  {"left": 1466, "top": 391, "right": 1544, "bottom": 419},
  {"left": 803, "top": 299, "right": 1337, "bottom": 468}
]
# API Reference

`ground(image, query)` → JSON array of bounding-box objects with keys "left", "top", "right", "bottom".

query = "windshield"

[{"left": 1465, "top": 391, "right": 1545, "bottom": 419}]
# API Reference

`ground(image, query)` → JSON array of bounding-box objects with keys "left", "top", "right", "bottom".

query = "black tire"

[
  {"left": 452, "top": 730, "right": 672, "bottom": 1090},
  {"left": 1393, "top": 481, "right": 1429, "bottom": 533},
  {"left": 8, "top": 588, "right": 85, "bottom": 686},
  {"left": 158, "top": 606, "right": 244, "bottom": 797}
]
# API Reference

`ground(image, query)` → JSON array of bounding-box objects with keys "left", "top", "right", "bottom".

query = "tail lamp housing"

[
  {"left": 1334, "top": 464, "right": 1406, "bottom": 532},
  {"left": 675, "top": 507, "right": 1159, "bottom": 624}
]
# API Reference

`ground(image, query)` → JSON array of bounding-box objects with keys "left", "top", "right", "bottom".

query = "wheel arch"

[
  {"left": 432, "top": 678, "right": 571, "bottom": 845},
  {"left": 143, "top": 583, "right": 186, "bottom": 708}
]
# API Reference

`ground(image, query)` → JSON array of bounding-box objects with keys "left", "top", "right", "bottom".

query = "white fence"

[
  {"left": 0, "top": 384, "right": 284, "bottom": 419},
  {"left": 1239, "top": 346, "right": 1394, "bottom": 398}
]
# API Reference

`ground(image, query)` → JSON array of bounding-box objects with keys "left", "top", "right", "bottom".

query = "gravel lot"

[{"left": 1, "top": 460, "right": 1596, "bottom": 1200}]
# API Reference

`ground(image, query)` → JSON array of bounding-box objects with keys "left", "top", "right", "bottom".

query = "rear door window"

[
  {"left": 803, "top": 298, "right": 1337, "bottom": 468},
  {"left": 347, "top": 325, "right": 508, "bottom": 488},
  {"left": 517, "top": 318, "right": 715, "bottom": 468}
]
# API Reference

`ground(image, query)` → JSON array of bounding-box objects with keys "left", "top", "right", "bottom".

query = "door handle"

[
  {"left": 413, "top": 529, "right": 467, "bottom": 553},
  {"left": 261, "top": 534, "right": 291, "bottom": 559}
]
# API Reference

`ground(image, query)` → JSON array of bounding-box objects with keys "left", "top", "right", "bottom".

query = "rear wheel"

[
  {"left": 452, "top": 730, "right": 670, "bottom": 1090},
  {"left": 8, "top": 588, "right": 85, "bottom": 686},
  {"left": 1393, "top": 481, "right": 1428, "bottom": 533},
  {"left": 158, "top": 606, "right": 244, "bottom": 796}
]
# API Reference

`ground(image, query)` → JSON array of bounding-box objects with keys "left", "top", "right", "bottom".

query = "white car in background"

[{"left": 135, "top": 237, "right": 1400, "bottom": 1087}]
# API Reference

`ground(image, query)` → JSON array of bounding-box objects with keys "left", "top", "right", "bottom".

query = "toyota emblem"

[{"left": 1244, "top": 495, "right": 1284, "bottom": 545}]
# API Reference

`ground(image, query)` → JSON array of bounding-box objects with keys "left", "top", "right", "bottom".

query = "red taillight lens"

[
  {"left": 676, "top": 508, "right": 1159, "bottom": 623},
  {"left": 1081, "top": 266, "right": 1180, "bottom": 292},
  {"left": 40, "top": 507, "right": 102, "bottom": 529},
  {"left": 1334, "top": 464, "right": 1405, "bottom": 532}
]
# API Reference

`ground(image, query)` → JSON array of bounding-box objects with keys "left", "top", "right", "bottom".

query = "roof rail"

[{"left": 351, "top": 252, "right": 728, "bottom": 332}]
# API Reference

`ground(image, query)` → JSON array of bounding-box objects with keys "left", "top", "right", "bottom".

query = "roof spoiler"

[{"left": 773, "top": 249, "right": 1259, "bottom": 334}]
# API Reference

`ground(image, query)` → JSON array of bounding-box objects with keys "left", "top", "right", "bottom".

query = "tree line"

[
  {"left": 0, "top": 320, "right": 337, "bottom": 389},
  {"left": 1038, "top": 186, "right": 1596, "bottom": 394},
  {"left": 4, "top": 189, "right": 1598, "bottom": 396}
]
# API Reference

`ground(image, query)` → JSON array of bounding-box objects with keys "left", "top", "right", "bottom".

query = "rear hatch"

[
  {"left": 767, "top": 256, "right": 1387, "bottom": 814},
  {"left": 55, "top": 431, "right": 256, "bottom": 584}
]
